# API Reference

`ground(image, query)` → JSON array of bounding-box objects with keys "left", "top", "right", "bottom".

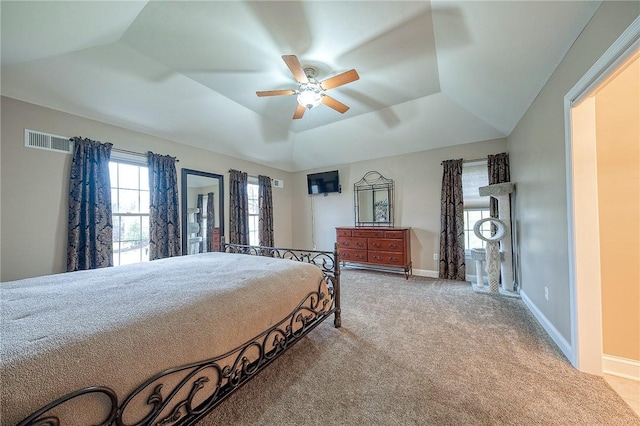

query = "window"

[
  {"left": 110, "top": 161, "right": 150, "bottom": 266},
  {"left": 201, "top": 194, "right": 210, "bottom": 251},
  {"left": 464, "top": 209, "right": 491, "bottom": 250},
  {"left": 462, "top": 161, "right": 490, "bottom": 251},
  {"left": 247, "top": 182, "right": 259, "bottom": 246}
]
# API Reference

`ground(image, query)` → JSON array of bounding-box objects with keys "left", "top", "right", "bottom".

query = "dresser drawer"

[
  {"left": 368, "top": 238, "right": 404, "bottom": 252},
  {"left": 335, "top": 227, "right": 411, "bottom": 276},
  {"left": 337, "top": 237, "right": 367, "bottom": 250},
  {"left": 368, "top": 251, "right": 405, "bottom": 266},
  {"left": 384, "top": 230, "right": 406, "bottom": 239},
  {"left": 352, "top": 229, "right": 384, "bottom": 238},
  {"left": 339, "top": 249, "right": 368, "bottom": 263},
  {"left": 336, "top": 229, "right": 352, "bottom": 237}
]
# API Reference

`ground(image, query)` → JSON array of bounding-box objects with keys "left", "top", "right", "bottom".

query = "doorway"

[{"left": 565, "top": 18, "right": 639, "bottom": 376}]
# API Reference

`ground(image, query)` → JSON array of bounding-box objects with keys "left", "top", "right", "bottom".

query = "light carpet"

[{"left": 198, "top": 269, "right": 639, "bottom": 425}]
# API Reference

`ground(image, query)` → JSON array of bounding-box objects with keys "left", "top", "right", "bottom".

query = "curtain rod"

[
  {"left": 228, "top": 169, "right": 259, "bottom": 178},
  {"left": 112, "top": 147, "right": 179, "bottom": 162},
  {"left": 440, "top": 157, "right": 487, "bottom": 165}
]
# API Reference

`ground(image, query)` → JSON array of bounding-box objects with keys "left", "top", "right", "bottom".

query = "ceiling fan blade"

[
  {"left": 320, "top": 69, "right": 359, "bottom": 91},
  {"left": 293, "top": 103, "right": 306, "bottom": 119},
  {"left": 282, "top": 55, "right": 308, "bottom": 84},
  {"left": 321, "top": 95, "right": 350, "bottom": 114},
  {"left": 256, "top": 89, "right": 296, "bottom": 97}
]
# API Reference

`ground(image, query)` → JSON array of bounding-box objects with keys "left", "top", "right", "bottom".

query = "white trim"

[
  {"left": 603, "top": 355, "right": 640, "bottom": 382},
  {"left": 564, "top": 16, "right": 640, "bottom": 372},
  {"left": 416, "top": 269, "right": 489, "bottom": 283},
  {"left": 111, "top": 150, "right": 147, "bottom": 165},
  {"left": 521, "top": 289, "right": 573, "bottom": 361},
  {"left": 465, "top": 273, "right": 488, "bottom": 284},
  {"left": 339, "top": 266, "right": 438, "bottom": 279},
  {"left": 570, "top": 17, "right": 640, "bottom": 106},
  {"left": 413, "top": 268, "right": 438, "bottom": 278},
  {"left": 462, "top": 159, "right": 488, "bottom": 167}
]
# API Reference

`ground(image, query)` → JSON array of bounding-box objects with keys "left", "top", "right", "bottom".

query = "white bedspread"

[{"left": 1, "top": 252, "right": 325, "bottom": 425}]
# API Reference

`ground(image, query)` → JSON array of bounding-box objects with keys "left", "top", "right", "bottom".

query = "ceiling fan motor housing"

[{"left": 303, "top": 67, "right": 318, "bottom": 79}]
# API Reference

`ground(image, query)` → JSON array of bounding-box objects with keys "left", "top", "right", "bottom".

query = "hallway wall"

[
  {"left": 595, "top": 54, "right": 640, "bottom": 362},
  {"left": 507, "top": 1, "right": 639, "bottom": 360}
]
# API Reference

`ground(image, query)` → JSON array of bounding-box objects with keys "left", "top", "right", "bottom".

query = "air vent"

[
  {"left": 24, "top": 129, "right": 73, "bottom": 154},
  {"left": 273, "top": 179, "right": 284, "bottom": 188}
]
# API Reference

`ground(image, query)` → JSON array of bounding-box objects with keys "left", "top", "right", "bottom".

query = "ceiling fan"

[{"left": 256, "top": 55, "right": 359, "bottom": 120}]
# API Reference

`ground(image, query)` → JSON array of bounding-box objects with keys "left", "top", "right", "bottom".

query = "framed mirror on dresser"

[
  {"left": 181, "top": 169, "right": 224, "bottom": 255},
  {"left": 337, "top": 171, "right": 412, "bottom": 278},
  {"left": 354, "top": 171, "right": 394, "bottom": 227}
]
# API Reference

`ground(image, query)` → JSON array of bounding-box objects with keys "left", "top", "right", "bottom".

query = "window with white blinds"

[{"left": 462, "top": 161, "right": 489, "bottom": 250}]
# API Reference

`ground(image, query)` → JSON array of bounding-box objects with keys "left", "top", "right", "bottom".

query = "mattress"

[{"left": 1, "top": 252, "right": 326, "bottom": 425}]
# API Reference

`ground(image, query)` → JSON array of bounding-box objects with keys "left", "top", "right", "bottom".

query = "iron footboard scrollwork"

[
  {"left": 18, "top": 244, "right": 340, "bottom": 426},
  {"left": 221, "top": 243, "right": 341, "bottom": 328}
]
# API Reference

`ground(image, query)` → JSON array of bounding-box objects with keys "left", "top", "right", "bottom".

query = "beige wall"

[
  {"left": 0, "top": 95, "right": 505, "bottom": 281},
  {"left": 508, "top": 2, "right": 639, "bottom": 344},
  {"left": 290, "top": 138, "right": 508, "bottom": 273},
  {"left": 595, "top": 55, "right": 640, "bottom": 361},
  {"left": 0, "top": 96, "right": 294, "bottom": 281}
]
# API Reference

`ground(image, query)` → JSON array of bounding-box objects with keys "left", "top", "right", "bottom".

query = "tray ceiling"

[{"left": 1, "top": 1, "right": 601, "bottom": 171}]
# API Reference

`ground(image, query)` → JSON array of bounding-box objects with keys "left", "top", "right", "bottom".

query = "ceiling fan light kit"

[
  {"left": 256, "top": 55, "right": 359, "bottom": 120},
  {"left": 297, "top": 80, "right": 323, "bottom": 109}
]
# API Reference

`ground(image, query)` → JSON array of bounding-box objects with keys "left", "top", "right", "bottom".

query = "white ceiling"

[{"left": 1, "top": 1, "right": 601, "bottom": 172}]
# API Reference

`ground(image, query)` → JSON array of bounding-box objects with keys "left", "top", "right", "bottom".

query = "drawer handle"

[
  {"left": 356, "top": 254, "right": 364, "bottom": 259},
  {"left": 373, "top": 243, "right": 381, "bottom": 248},
  {"left": 356, "top": 242, "right": 364, "bottom": 247},
  {"left": 389, "top": 244, "right": 398, "bottom": 249},
  {"left": 390, "top": 257, "right": 398, "bottom": 262},
  {"left": 343, "top": 241, "right": 350, "bottom": 247},
  {"left": 373, "top": 256, "right": 381, "bottom": 260}
]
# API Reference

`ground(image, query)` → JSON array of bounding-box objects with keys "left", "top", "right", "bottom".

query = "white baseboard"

[
  {"left": 465, "top": 273, "right": 488, "bottom": 284},
  {"left": 603, "top": 354, "right": 640, "bottom": 381},
  {"left": 520, "top": 289, "right": 573, "bottom": 362},
  {"left": 353, "top": 266, "right": 473, "bottom": 280},
  {"left": 341, "top": 265, "right": 439, "bottom": 279},
  {"left": 413, "top": 269, "right": 438, "bottom": 278}
]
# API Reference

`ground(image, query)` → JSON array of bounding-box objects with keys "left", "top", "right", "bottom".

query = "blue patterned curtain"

[
  {"left": 147, "top": 152, "right": 181, "bottom": 260},
  {"left": 229, "top": 169, "right": 249, "bottom": 245},
  {"left": 67, "top": 137, "right": 113, "bottom": 271},
  {"left": 439, "top": 159, "right": 466, "bottom": 280},
  {"left": 258, "top": 175, "right": 274, "bottom": 247}
]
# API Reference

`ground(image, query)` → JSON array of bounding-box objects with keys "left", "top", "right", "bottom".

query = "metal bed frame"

[{"left": 17, "top": 244, "right": 340, "bottom": 426}]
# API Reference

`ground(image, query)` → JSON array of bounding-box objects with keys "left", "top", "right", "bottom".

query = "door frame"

[{"left": 563, "top": 16, "right": 639, "bottom": 373}]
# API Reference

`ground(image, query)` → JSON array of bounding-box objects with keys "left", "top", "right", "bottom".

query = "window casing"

[
  {"left": 462, "top": 161, "right": 490, "bottom": 252},
  {"left": 247, "top": 181, "right": 259, "bottom": 246},
  {"left": 110, "top": 160, "right": 150, "bottom": 266}
]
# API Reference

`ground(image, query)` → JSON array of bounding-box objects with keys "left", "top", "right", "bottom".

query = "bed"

[{"left": 1, "top": 243, "right": 340, "bottom": 425}]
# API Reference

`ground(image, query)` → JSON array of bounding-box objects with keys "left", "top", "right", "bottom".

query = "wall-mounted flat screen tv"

[{"left": 307, "top": 170, "right": 340, "bottom": 195}]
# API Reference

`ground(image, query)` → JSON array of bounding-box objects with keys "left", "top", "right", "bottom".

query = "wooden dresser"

[{"left": 336, "top": 227, "right": 412, "bottom": 278}]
